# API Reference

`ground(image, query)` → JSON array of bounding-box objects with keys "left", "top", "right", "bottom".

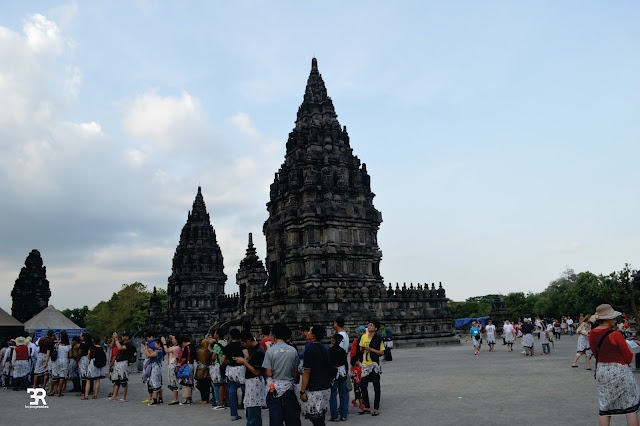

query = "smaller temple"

[
  {"left": 11, "top": 249, "right": 51, "bottom": 323},
  {"left": 489, "top": 296, "right": 510, "bottom": 328},
  {"left": 236, "top": 233, "right": 268, "bottom": 312}
]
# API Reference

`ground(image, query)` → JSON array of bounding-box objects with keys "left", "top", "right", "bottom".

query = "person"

[
  {"left": 263, "top": 322, "right": 301, "bottom": 426},
  {"left": 589, "top": 304, "right": 640, "bottom": 426},
  {"left": 469, "top": 321, "right": 482, "bottom": 355},
  {"left": 194, "top": 338, "right": 212, "bottom": 404},
  {"left": 260, "top": 325, "right": 275, "bottom": 352},
  {"left": 554, "top": 319, "right": 562, "bottom": 340},
  {"left": 161, "top": 335, "right": 181, "bottom": 405},
  {"left": 50, "top": 330, "right": 71, "bottom": 397},
  {"left": 503, "top": 320, "right": 515, "bottom": 352},
  {"left": 540, "top": 325, "right": 551, "bottom": 355},
  {"left": 84, "top": 335, "right": 106, "bottom": 399},
  {"left": 69, "top": 336, "right": 82, "bottom": 393},
  {"left": 12, "top": 337, "right": 30, "bottom": 391},
  {"left": 349, "top": 356, "right": 363, "bottom": 410},
  {"left": 178, "top": 334, "right": 196, "bottom": 405},
  {"left": 567, "top": 317, "right": 575, "bottom": 336},
  {"left": 235, "top": 330, "right": 267, "bottom": 425},
  {"left": 33, "top": 329, "right": 54, "bottom": 389},
  {"left": 110, "top": 330, "right": 135, "bottom": 402},
  {"left": 485, "top": 320, "right": 496, "bottom": 352},
  {"left": 333, "top": 317, "right": 349, "bottom": 354},
  {"left": 572, "top": 316, "right": 593, "bottom": 370},
  {"left": 222, "top": 328, "right": 248, "bottom": 421},
  {"left": 329, "top": 334, "right": 348, "bottom": 422},
  {"left": 382, "top": 324, "right": 393, "bottom": 361},
  {"left": 143, "top": 337, "right": 164, "bottom": 406},
  {"left": 350, "top": 326, "right": 365, "bottom": 361},
  {"left": 521, "top": 318, "right": 535, "bottom": 357},
  {"left": 141, "top": 332, "right": 157, "bottom": 404},
  {"left": 300, "top": 325, "right": 332, "bottom": 425},
  {"left": 78, "top": 332, "right": 93, "bottom": 396},
  {"left": 358, "top": 320, "right": 385, "bottom": 416},
  {"left": 211, "top": 329, "right": 229, "bottom": 410}
]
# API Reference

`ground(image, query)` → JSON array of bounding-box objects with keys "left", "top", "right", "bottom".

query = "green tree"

[{"left": 61, "top": 305, "right": 89, "bottom": 328}]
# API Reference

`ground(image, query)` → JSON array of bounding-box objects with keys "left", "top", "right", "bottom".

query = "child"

[
  {"left": 540, "top": 325, "right": 551, "bottom": 355},
  {"left": 349, "top": 356, "right": 363, "bottom": 409}
]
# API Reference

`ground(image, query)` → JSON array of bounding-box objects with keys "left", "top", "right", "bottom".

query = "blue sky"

[{"left": 1, "top": 1, "right": 638, "bottom": 314}]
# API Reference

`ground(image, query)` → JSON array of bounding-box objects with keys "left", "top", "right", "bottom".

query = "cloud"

[{"left": 122, "top": 90, "right": 212, "bottom": 154}]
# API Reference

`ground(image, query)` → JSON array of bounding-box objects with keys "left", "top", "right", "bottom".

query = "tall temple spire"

[
  {"left": 295, "top": 58, "right": 339, "bottom": 133},
  {"left": 11, "top": 249, "right": 51, "bottom": 323}
]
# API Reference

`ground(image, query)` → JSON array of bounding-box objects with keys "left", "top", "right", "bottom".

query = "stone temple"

[
  {"left": 11, "top": 249, "right": 51, "bottom": 323},
  {"left": 149, "top": 59, "right": 457, "bottom": 346}
]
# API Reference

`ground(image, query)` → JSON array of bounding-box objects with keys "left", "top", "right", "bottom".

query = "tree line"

[
  {"left": 62, "top": 282, "right": 167, "bottom": 337},
  {"left": 449, "top": 264, "right": 639, "bottom": 325}
]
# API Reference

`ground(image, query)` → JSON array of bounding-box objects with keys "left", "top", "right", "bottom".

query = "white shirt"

[
  {"left": 338, "top": 331, "right": 349, "bottom": 353},
  {"left": 503, "top": 324, "right": 514, "bottom": 336},
  {"left": 485, "top": 324, "right": 496, "bottom": 336}
]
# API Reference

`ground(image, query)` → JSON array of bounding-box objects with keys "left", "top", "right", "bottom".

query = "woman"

[
  {"left": 469, "top": 321, "right": 482, "bottom": 355},
  {"left": 78, "top": 332, "right": 92, "bottom": 396},
  {"left": 521, "top": 318, "right": 535, "bottom": 356},
  {"left": 143, "top": 338, "right": 164, "bottom": 406},
  {"left": 2, "top": 340, "right": 15, "bottom": 388},
  {"left": 589, "top": 304, "right": 639, "bottom": 425},
  {"left": 50, "top": 330, "right": 71, "bottom": 397},
  {"left": 68, "top": 336, "right": 81, "bottom": 393},
  {"left": 161, "top": 335, "right": 181, "bottom": 405},
  {"left": 195, "top": 338, "right": 212, "bottom": 404},
  {"left": 11, "top": 337, "right": 31, "bottom": 391},
  {"left": 572, "top": 316, "right": 593, "bottom": 370},
  {"left": 210, "top": 329, "right": 229, "bottom": 410},
  {"left": 83, "top": 335, "right": 105, "bottom": 399}
]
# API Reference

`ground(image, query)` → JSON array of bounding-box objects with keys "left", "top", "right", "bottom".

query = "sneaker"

[
  {"left": 158, "top": 399, "right": 164, "bottom": 404},
  {"left": 142, "top": 399, "right": 153, "bottom": 404},
  {"left": 197, "top": 400, "right": 208, "bottom": 404},
  {"left": 168, "top": 400, "right": 180, "bottom": 405},
  {"left": 180, "top": 400, "right": 193, "bottom": 405},
  {"left": 231, "top": 416, "right": 243, "bottom": 421},
  {"left": 148, "top": 401, "right": 159, "bottom": 406},
  {"left": 213, "top": 404, "right": 227, "bottom": 410}
]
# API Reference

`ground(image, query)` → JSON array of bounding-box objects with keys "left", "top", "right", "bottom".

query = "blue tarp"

[{"left": 454, "top": 316, "right": 490, "bottom": 328}]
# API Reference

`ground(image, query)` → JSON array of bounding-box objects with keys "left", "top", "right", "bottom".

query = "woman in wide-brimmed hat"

[{"left": 589, "top": 304, "right": 639, "bottom": 425}]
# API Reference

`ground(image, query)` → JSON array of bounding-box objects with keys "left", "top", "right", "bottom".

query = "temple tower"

[
  {"left": 236, "top": 233, "right": 268, "bottom": 312},
  {"left": 167, "top": 187, "right": 227, "bottom": 333},
  {"left": 11, "top": 249, "right": 51, "bottom": 323},
  {"left": 263, "top": 58, "right": 383, "bottom": 294}
]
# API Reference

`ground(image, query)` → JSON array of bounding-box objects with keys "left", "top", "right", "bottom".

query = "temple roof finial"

[{"left": 311, "top": 57, "right": 318, "bottom": 70}]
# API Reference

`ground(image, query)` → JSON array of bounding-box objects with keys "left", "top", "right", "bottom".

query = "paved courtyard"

[{"left": 1, "top": 334, "right": 638, "bottom": 425}]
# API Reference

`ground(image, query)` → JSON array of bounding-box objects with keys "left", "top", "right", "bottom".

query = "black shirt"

[
  {"left": 245, "top": 343, "right": 265, "bottom": 379},
  {"left": 521, "top": 323, "right": 534, "bottom": 334},
  {"left": 223, "top": 341, "right": 244, "bottom": 367},
  {"left": 115, "top": 341, "right": 134, "bottom": 362},
  {"left": 329, "top": 344, "right": 348, "bottom": 369},
  {"left": 79, "top": 341, "right": 91, "bottom": 357},
  {"left": 303, "top": 342, "right": 331, "bottom": 391},
  {"left": 181, "top": 343, "right": 196, "bottom": 364}
]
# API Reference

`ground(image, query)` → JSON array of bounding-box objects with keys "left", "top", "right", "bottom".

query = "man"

[
  {"left": 235, "top": 330, "right": 266, "bottom": 425},
  {"left": 381, "top": 323, "right": 393, "bottom": 361},
  {"left": 485, "top": 320, "right": 497, "bottom": 352},
  {"left": 260, "top": 325, "right": 275, "bottom": 352},
  {"left": 333, "top": 317, "right": 349, "bottom": 354},
  {"left": 32, "top": 329, "right": 54, "bottom": 389},
  {"left": 110, "top": 331, "right": 135, "bottom": 402},
  {"left": 263, "top": 323, "right": 301, "bottom": 426},
  {"left": 329, "top": 334, "right": 348, "bottom": 421},
  {"left": 503, "top": 320, "right": 515, "bottom": 352},
  {"left": 300, "top": 325, "right": 332, "bottom": 425},
  {"left": 521, "top": 318, "right": 535, "bottom": 356},
  {"left": 211, "top": 329, "right": 229, "bottom": 410},
  {"left": 178, "top": 334, "right": 196, "bottom": 405},
  {"left": 566, "top": 317, "right": 574, "bottom": 336},
  {"left": 358, "top": 320, "right": 385, "bottom": 416},
  {"left": 222, "top": 329, "right": 248, "bottom": 421},
  {"left": 298, "top": 323, "right": 311, "bottom": 362}
]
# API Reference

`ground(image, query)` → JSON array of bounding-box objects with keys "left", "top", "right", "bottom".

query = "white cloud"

[{"left": 122, "top": 90, "right": 212, "bottom": 154}]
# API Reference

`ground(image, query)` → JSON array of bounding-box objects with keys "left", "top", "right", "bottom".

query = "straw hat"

[
  {"left": 15, "top": 336, "right": 28, "bottom": 346},
  {"left": 591, "top": 304, "right": 622, "bottom": 321}
]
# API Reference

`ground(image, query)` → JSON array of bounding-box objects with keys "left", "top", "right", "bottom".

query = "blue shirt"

[{"left": 470, "top": 326, "right": 481, "bottom": 337}]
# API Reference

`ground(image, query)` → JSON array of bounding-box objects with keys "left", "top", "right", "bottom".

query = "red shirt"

[
  {"left": 259, "top": 338, "right": 274, "bottom": 352},
  {"left": 15, "top": 345, "right": 29, "bottom": 360},
  {"left": 589, "top": 328, "right": 633, "bottom": 365}
]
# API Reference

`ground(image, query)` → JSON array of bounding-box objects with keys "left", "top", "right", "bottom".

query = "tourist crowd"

[{"left": 0, "top": 317, "right": 394, "bottom": 425}]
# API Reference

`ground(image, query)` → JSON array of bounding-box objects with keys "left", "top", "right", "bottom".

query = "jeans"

[
  {"left": 360, "top": 371, "right": 381, "bottom": 410},
  {"left": 267, "top": 388, "right": 301, "bottom": 426},
  {"left": 246, "top": 406, "right": 262, "bottom": 425},
  {"left": 542, "top": 343, "right": 550, "bottom": 354},
  {"left": 229, "top": 382, "right": 245, "bottom": 418},
  {"left": 212, "top": 384, "right": 220, "bottom": 405},
  {"left": 330, "top": 378, "right": 348, "bottom": 419}
]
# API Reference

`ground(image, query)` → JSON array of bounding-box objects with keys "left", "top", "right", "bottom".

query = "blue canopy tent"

[{"left": 454, "top": 316, "right": 490, "bottom": 328}]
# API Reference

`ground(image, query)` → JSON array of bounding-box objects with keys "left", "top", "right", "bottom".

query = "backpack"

[
  {"left": 128, "top": 345, "right": 137, "bottom": 364},
  {"left": 94, "top": 346, "right": 107, "bottom": 368},
  {"left": 50, "top": 343, "right": 59, "bottom": 362}
]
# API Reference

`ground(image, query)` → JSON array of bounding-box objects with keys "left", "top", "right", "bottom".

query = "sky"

[{"left": 1, "top": 1, "right": 639, "bottom": 314}]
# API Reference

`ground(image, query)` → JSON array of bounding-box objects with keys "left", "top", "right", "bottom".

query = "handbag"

[
  {"left": 176, "top": 364, "right": 191, "bottom": 379},
  {"left": 195, "top": 365, "right": 210, "bottom": 380}
]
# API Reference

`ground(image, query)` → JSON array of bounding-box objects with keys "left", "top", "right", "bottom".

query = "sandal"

[
  {"left": 81, "top": 396, "right": 89, "bottom": 400},
  {"left": 92, "top": 395, "right": 97, "bottom": 399},
  {"left": 372, "top": 410, "right": 380, "bottom": 416},
  {"left": 358, "top": 410, "right": 371, "bottom": 415}
]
